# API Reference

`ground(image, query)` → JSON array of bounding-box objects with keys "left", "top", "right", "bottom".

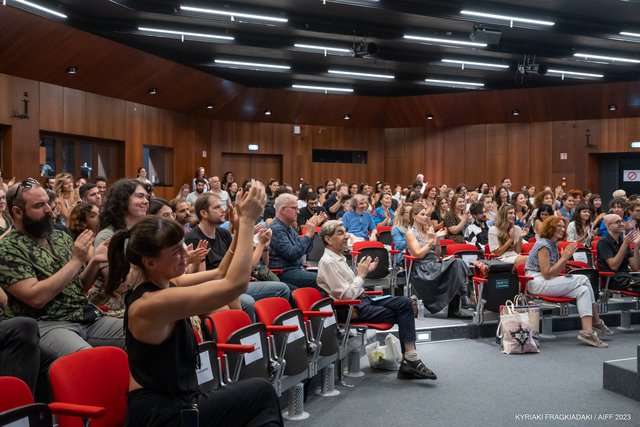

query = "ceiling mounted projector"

[
  {"left": 352, "top": 41, "right": 378, "bottom": 58},
  {"left": 470, "top": 25, "right": 502, "bottom": 44}
]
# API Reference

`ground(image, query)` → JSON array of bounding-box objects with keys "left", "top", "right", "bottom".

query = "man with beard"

[
  {"left": 0, "top": 178, "right": 124, "bottom": 357},
  {"left": 186, "top": 177, "right": 207, "bottom": 208},
  {"left": 79, "top": 183, "right": 102, "bottom": 207},
  {"left": 464, "top": 202, "right": 489, "bottom": 251},
  {"left": 170, "top": 198, "right": 192, "bottom": 232}
]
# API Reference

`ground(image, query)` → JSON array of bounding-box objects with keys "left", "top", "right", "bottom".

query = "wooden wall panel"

[
  {"left": 424, "top": 128, "right": 444, "bottom": 187},
  {"left": 551, "top": 121, "right": 576, "bottom": 189},
  {"left": 39, "top": 83, "right": 64, "bottom": 132},
  {"left": 528, "top": 122, "right": 552, "bottom": 189},
  {"left": 442, "top": 127, "right": 465, "bottom": 186},
  {"left": 485, "top": 124, "right": 507, "bottom": 187},
  {"left": 506, "top": 124, "right": 530, "bottom": 189},
  {"left": 403, "top": 127, "right": 426, "bottom": 183},
  {"left": 0, "top": 74, "right": 11, "bottom": 124},
  {"left": 63, "top": 88, "right": 86, "bottom": 136},
  {"left": 463, "top": 125, "right": 486, "bottom": 187}
]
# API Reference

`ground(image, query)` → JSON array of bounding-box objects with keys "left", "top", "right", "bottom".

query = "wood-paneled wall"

[{"left": 4, "top": 72, "right": 640, "bottom": 197}]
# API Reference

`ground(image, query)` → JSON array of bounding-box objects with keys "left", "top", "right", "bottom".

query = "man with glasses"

[
  {"left": 269, "top": 193, "right": 326, "bottom": 288},
  {"left": 0, "top": 178, "right": 124, "bottom": 357},
  {"left": 597, "top": 214, "right": 640, "bottom": 293}
]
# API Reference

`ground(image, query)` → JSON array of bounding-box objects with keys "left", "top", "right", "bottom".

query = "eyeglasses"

[
  {"left": 7, "top": 178, "right": 40, "bottom": 209},
  {"left": 285, "top": 206, "right": 300, "bottom": 212}
]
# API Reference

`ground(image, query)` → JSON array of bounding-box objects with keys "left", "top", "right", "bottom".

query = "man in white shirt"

[
  {"left": 316, "top": 220, "right": 437, "bottom": 381},
  {"left": 209, "top": 176, "right": 230, "bottom": 210}
]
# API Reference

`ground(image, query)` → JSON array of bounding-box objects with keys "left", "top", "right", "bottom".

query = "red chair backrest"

[
  {"left": 254, "top": 297, "right": 292, "bottom": 325},
  {"left": 49, "top": 347, "right": 129, "bottom": 427},
  {"left": 521, "top": 242, "right": 536, "bottom": 255},
  {"left": 0, "top": 376, "right": 34, "bottom": 413},
  {"left": 376, "top": 225, "right": 392, "bottom": 233},
  {"left": 447, "top": 243, "right": 479, "bottom": 254},
  {"left": 439, "top": 239, "right": 456, "bottom": 247},
  {"left": 352, "top": 240, "right": 385, "bottom": 252},
  {"left": 528, "top": 237, "right": 537, "bottom": 243},
  {"left": 558, "top": 241, "right": 585, "bottom": 251},
  {"left": 209, "top": 310, "right": 252, "bottom": 343},
  {"left": 292, "top": 288, "right": 324, "bottom": 312}
]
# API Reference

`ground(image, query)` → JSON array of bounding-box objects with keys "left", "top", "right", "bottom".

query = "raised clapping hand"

[
  {"left": 235, "top": 180, "right": 266, "bottom": 223},
  {"left": 562, "top": 242, "right": 578, "bottom": 259},
  {"left": 258, "top": 228, "right": 272, "bottom": 246},
  {"left": 623, "top": 229, "right": 639, "bottom": 246},
  {"left": 186, "top": 240, "right": 209, "bottom": 265},
  {"left": 357, "top": 255, "right": 379, "bottom": 278},
  {"left": 92, "top": 239, "right": 110, "bottom": 263},
  {"left": 72, "top": 229, "right": 94, "bottom": 264}
]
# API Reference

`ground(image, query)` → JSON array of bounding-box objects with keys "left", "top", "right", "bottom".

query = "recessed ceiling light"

[
  {"left": 294, "top": 43, "right": 351, "bottom": 54},
  {"left": 138, "top": 27, "right": 234, "bottom": 41},
  {"left": 343, "top": 114, "right": 351, "bottom": 120},
  {"left": 328, "top": 69, "right": 395, "bottom": 79},
  {"left": 460, "top": 10, "right": 554, "bottom": 27},
  {"left": 441, "top": 59, "right": 509, "bottom": 69},
  {"left": 214, "top": 59, "right": 290, "bottom": 70},
  {"left": 180, "top": 5, "right": 287, "bottom": 23},
  {"left": 512, "top": 109, "right": 520, "bottom": 117},
  {"left": 573, "top": 52, "right": 640, "bottom": 64},
  {"left": 608, "top": 104, "right": 617, "bottom": 111},
  {"left": 66, "top": 66, "right": 78, "bottom": 74},
  {"left": 206, "top": 103, "right": 214, "bottom": 110},
  {"left": 546, "top": 69, "right": 604, "bottom": 79},
  {"left": 425, "top": 78, "right": 485, "bottom": 88},
  {"left": 291, "top": 84, "right": 354, "bottom": 93},
  {"left": 404, "top": 34, "right": 487, "bottom": 48},
  {"left": 7, "top": 0, "right": 67, "bottom": 19},
  {"left": 264, "top": 109, "right": 272, "bottom": 116},
  {"left": 148, "top": 88, "right": 157, "bottom": 95},
  {"left": 426, "top": 114, "right": 434, "bottom": 120}
]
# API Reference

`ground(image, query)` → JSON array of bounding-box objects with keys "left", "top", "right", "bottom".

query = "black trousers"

[
  {"left": 127, "top": 378, "right": 283, "bottom": 427},
  {"left": 0, "top": 317, "right": 54, "bottom": 402}
]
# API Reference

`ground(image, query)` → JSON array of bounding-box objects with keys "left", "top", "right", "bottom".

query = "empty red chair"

[{"left": 49, "top": 347, "right": 128, "bottom": 427}]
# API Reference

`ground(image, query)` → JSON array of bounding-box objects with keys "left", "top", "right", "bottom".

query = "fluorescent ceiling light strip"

[
  {"left": 139, "top": 27, "right": 233, "bottom": 40},
  {"left": 573, "top": 52, "right": 640, "bottom": 64},
  {"left": 441, "top": 59, "right": 508, "bottom": 69},
  {"left": 620, "top": 32, "right": 640, "bottom": 38},
  {"left": 294, "top": 43, "right": 351, "bottom": 53},
  {"left": 404, "top": 35, "right": 487, "bottom": 47},
  {"left": 460, "top": 10, "right": 554, "bottom": 26},
  {"left": 8, "top": 0, "right": 67, "bottom": 18},
  {"left": 547, "top": 69, "right": 604, "bottom": 78},
  {"left": 425, "top": 78, "right": 484, "bottom": 87},
  {"left": 180, "top": 5, "right": 287, "bottom": 23},
  {"left": 292, "top": 84, "right": 353, "bottom": 93},
  {"left": 215, "top": 59, "right": 290, "bottom": 69},
  {"left": 329, "top": 69, "right": 394, "bottom": 79}
]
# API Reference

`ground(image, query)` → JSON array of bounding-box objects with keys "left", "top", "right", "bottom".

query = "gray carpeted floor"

[{"left": 286, "top": 331, "right": 640, "bottom": 427}]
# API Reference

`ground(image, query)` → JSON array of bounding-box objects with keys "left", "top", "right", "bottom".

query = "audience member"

[
  {"left": 53, "top": 173, "right": 79, "bottom": 225},
  {"left": 0, "top": 188, "right": 13, "bottom": 238},
  {"left": 488, "top": 204, "right": 526, "bottom": 267},
  {"left": 192, "top": 166, "right": 210, "bottom": 191},
  {"left": 317, "top": 220, "right": 436, "bottom": 380},
  {"left": 95, "top": 176, "right": 108, "bottom": 198},
  {"left": 596, "top": 214, "right": 640, "bottom": 293},
  {"left": 208, "top": 176, "right": 230, "bottom": 210},
  {"left": 186, "top": 178, "right": 207, "bottom": 208},
  {"left": 443, "top": 193, "right": 470, "bottom": 244},
  {"left": 372, "top": 192, "right": 395, "bottom": 226},
  {"left": 465, "top": 202, "right": 489, "bottom": 251},
  {"left": 525, "top": 216, "right": 611, "bottom": 347},
  {"left": 68, "top": 201, "right": 100, "bottom": 240},
  {"left": 136, "top": 167, "right": 151, "bottom": 185},
  {"left": 599, "top": 197, "right": 632, "bottom": 238},
  {"left": 342, "top": 194, "right": 378, "bottom": 242},
  {"left": 79, "top": 183, "right": 102, "bottom": 206},
  {"left": 567, "top": 203, "right": 593, "bottom": 246},
  {"left": 391, "top": 203, "right": 411, "bottom": 264}
]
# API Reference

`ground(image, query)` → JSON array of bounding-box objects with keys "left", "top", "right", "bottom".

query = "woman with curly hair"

[
  {"left": 68, "top": 201, "right": 100, "bottom": 240},
  {"left": 54, "top": 172, "right": 79, "bottom": 225}
]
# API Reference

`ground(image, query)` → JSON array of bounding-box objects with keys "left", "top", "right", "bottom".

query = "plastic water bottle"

[{"left": 417, "top": 300, "right": 425, "bottom": 319}]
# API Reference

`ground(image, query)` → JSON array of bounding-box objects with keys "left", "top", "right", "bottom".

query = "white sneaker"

[
  {"left": 577, "top": 330, "right": 608, "bottom": 348},
  {"left": 592, "top": 320, "right": 613, "bottom": 336}
]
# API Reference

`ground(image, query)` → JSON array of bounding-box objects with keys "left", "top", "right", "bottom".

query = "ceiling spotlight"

[
  {"left": 608, "top": 104, "right": 617, "bottom": 111},
  {"left": 66, "top": 66, "right": 77, "bottom": 75},
  {"left": 264, "top": 109, "right": 272, "bottom": 116},
  {"left": 206, "top": 103, "right": 214, "bottom": 110},
  {"left": 343, "top": 114, "right": 351, "bottom": 120},
  {"left": 426, "top": 114, "right": 434, "bottom": 120},
  {"left": 512, "top": 109, "right": 520, "bottom": 117},
  {"left": 148, "top": 88, "right": 157, "bottom": 95}
]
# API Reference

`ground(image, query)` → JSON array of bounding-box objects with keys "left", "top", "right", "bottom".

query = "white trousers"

[{"left": 525, "top": 271, "right": 594, "bottom": 318}]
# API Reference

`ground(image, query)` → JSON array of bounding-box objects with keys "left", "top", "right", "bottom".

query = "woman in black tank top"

[{"left": 106, "top": 182, "right": 282, "bottom": 427}]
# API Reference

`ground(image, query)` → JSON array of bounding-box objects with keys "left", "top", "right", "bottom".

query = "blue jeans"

[
  {"left": 279, "top": 268, "right": 318, "bottom": 289},
  {"left": 240, "top": 281, "right": 291, "bottom": 321}
]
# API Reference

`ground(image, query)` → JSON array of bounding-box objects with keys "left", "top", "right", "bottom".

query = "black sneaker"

[{"left": 397, "top": 358, "right": 437, "bottom": 380}]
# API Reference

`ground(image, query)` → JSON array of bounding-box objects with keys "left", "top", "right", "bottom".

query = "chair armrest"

[
  {"left": 303, "top": 310, "right": 333, "bottom": 317},
  {"left": 403, "top": 255, "right": 418, "bottom": 261},
  {"left": 598, "top": 271, "right": 615, "bottom": 277},
  {"left": 217, "top": 343, "right": 255, "bottom": 353},
  {"left": 389, "top": 249, "right": 401, "bottom": 255},
  {"left": 49, "top": 402, "right": 106, "bottom": 419},
  {"left": 349, "top": 250, "right": 361, "bottom": 256},
  {"left": 270, "top": 269, "right": 284, "bottom": 275},
  {"left": 472, "top": 276, "right": 488, "bottom": 283},
  {"left": 333, "top": 299, "right": 361, "bottom": 306},
  {"left": 266, "top": 325, "right": 298, "bottom": 333},
  {"left": 364, "top": 290, "right": 383, "bottom": 296}
]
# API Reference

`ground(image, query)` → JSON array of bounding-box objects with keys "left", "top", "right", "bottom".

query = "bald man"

[{"left": 596, "top": 214, "right": 640, "bottom": 292}]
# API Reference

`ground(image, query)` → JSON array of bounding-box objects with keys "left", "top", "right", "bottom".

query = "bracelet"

[{"left": 228, "top": 248, "right": 235, "bottom": 255}]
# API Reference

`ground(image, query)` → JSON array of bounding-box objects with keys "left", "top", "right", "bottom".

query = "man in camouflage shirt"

[{"left": 0, "top": 179, "right": 124, "bottom": 357}]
